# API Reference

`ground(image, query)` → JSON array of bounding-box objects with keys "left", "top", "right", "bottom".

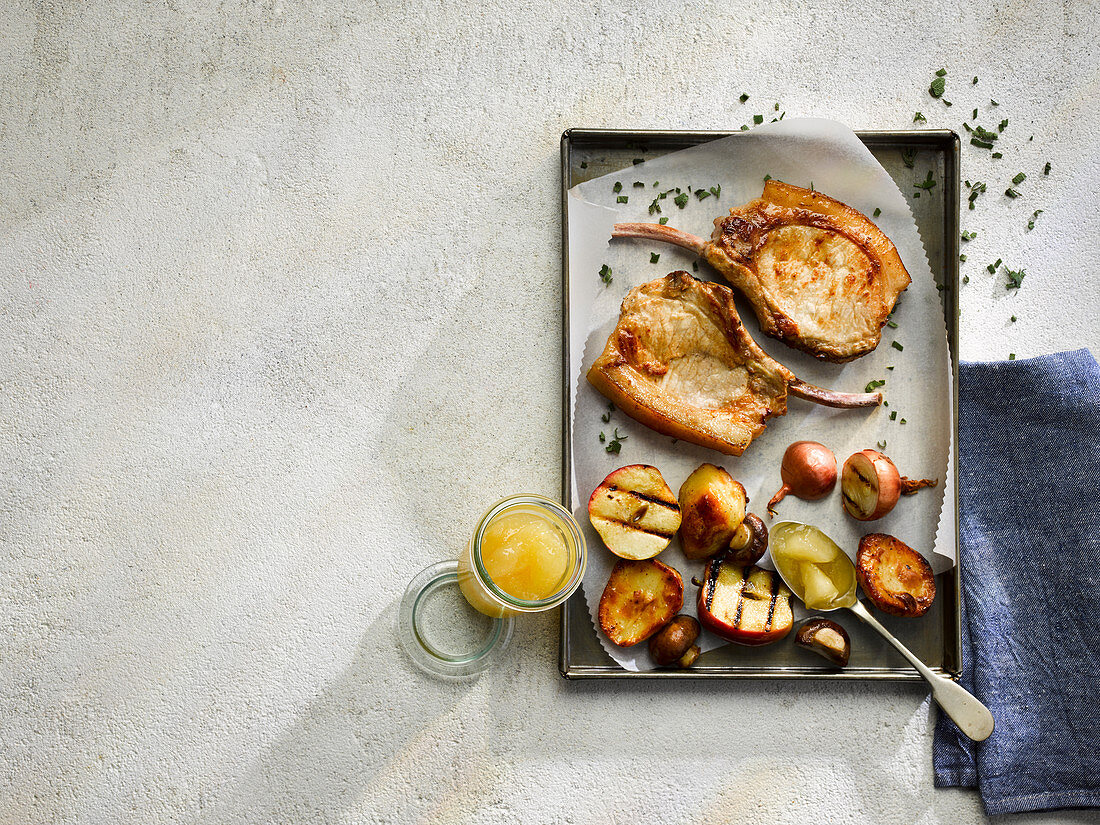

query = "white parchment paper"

[{"left": 567, "top": 119, "right": 954, "bottom": 671}]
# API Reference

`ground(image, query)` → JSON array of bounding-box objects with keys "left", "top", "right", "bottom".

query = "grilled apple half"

[
  {"left": 598, "top": 558, "right": 684, "bottom": 647},
  {"left": 678, "top": 463, "right": 747, "bottom": 560},
  {"left": 588, "top": 464, "right": 682, "bottom": 560},
  {"left": 856, "top": 533, "right": 935, "bottom": 617},
  {"left": 697, "top": 559, "right": 793, "bottom": 646}
]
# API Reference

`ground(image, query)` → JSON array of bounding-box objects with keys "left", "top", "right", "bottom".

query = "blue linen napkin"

[{"left": 933, "top": 348, "right": 1100, "bottom": 815}]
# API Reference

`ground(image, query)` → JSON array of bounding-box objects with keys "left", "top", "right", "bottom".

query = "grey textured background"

[{"left": 2, "top": 1, "right": 1097, "bottom": 823}]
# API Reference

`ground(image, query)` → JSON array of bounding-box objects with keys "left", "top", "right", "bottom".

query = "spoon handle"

[{"left": 847, "top": 600, "right": 994, "bottom": 742}]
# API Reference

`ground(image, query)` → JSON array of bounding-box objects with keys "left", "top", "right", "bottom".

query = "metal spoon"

[{"left": 771, "top": 521, "right": 994, "bottom": 742}]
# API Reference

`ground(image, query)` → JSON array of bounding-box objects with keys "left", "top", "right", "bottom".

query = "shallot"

[
  {"left": 840, "top": 449, "right": 938, "bottom": 521},
  {"left": 767, "top": 441, "right": 837, "bottom": 516}
]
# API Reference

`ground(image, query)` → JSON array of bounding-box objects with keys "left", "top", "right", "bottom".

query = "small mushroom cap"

[
  {"left": 647, "top": 614, "right": 701, "bottom": 666},
  {"left": 795, "top": 617, "right": 851, "bottom": 667}
]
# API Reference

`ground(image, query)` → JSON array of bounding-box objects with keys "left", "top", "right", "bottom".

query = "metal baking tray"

[{"left": 559, "top": 128, "right": 961, "bottom": 680}]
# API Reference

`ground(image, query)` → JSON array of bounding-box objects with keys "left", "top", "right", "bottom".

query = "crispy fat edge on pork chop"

[{"left": 586, "top": 272, "right": 794, "bottom": 456}]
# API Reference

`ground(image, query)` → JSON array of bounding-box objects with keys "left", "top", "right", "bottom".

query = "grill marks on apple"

[
  {"left": 697, "top": 560, "right": 793, "bottom": 645},
  {"left": 587, "top": 465, "right": 682, "bottom": 560}
]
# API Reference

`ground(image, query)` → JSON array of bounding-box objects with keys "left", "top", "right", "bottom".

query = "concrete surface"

[{"left": 1, "top": 1, "right": 1097, "bottom": 823}]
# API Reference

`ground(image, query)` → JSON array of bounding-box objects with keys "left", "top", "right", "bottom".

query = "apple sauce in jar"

[{"left": 457, "top": 495, "right": 587, "bottom": 618}]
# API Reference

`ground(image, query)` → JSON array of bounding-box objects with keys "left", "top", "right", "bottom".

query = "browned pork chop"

[
  {"left": 612, "top": 180, "right": 912, "bottom": 362},
  {"left": 587, "top": 272, "right": 882, "bottom": 456}
]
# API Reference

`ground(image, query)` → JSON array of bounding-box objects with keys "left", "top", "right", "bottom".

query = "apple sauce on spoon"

[{"left": 769, "top": 521, "right": 995, "bottom": 742}]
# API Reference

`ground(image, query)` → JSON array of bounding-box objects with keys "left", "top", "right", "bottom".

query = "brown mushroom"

[
  {"left": 647, "top": 614, "right": 701, "bottom": 667},
  {"left": 726, "top": 513, "right": 768, "bottom": 567},
  {"left": 795, "top": 618, "right": 851, "bottom": 667}
]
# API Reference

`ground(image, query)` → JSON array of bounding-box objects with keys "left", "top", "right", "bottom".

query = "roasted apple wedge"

[
  {"left": 856, "top": 533, "right": 936, "bottom": 617},
  {"left": 588, "top": 465, "right": 682, "bottom": 560},
  {"left": 678, "top": 463, "right": 747, "bottom": 560},
  {"left": 598, "top": 558, "right": 684, "bottom": 647},
  {"left": 697, "top": 559, "right": 793, "bottom": 646}
]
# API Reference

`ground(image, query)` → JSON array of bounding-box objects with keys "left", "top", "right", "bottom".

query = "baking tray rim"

[{"left": 559, "top": 128, "right": 962, "bottom": 681}]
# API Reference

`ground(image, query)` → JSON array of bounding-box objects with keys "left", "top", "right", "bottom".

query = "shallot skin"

[
  {"left": 767, "top": 441, "right": 838, "bottom": 516},
  {"left": 841, "top": 449, "right": 938, "bottom": 521}
]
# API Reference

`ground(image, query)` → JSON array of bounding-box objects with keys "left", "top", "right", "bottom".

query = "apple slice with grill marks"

[
  {"left": 598, "top": 558, "right": 684, "bottom": 647},
  {"left": 696, "top": 559, "right": 793, "bottom": 646},
  {"left": 588, "top": 464, "right": 682, "bottom": 560}
]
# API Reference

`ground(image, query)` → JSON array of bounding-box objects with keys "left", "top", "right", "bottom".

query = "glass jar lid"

[{"left": 398, "top": 560, "right": 514, "bottom": 679}]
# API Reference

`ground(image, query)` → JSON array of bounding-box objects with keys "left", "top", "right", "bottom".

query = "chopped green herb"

[
  {"left": 883, "top": 401, "right": 889, "bottom": 407},
  {"left": 632, "top": 158, "right": 644, "bottom": 165},
  {"left": 1012, "top": 172, "right": 1026, "bottom": 185},
  {"left": 987, "top": 258, "right": 1002, "bottom": 274},
  {"left": 972, "top": 108, "right": 978, "bottom": 120},
  {"left": 1005, "top": 188, "right": 1020, "bottom": 198},
  {"left": 972, "top": 76, "right": 978, "bottom": 84},
  {"left": 960, "top": 254, "right": 967, "bottom": 262},
  {"left": 740, "top": 125, "right": 749, "bottom": 131},
  {"left": 961, "top": 230, "right": 977, "bottom": 241},
  {"left": 580, "top": 161, "right": 588, "bottom": 169},
  {"left": 1005, "top": 267, "right": 1026, "bottom": 289},
  {"left": 763, "top": 174, "right": 772, "bottom": 182},
  {"left": 892, "top": 341, "right": 904, "bottom": 352},
  {"left": 1043, "top": 162, "right": 1051, "bottom": 175},
  {"left": 1027, "top": 209, "right": 1043, "bottom": 230},
  {"left": 887, "top": 366, "right": 895, "bottom": 371},
  {"left": 998, "top": 118, "right": 1008, "bottom": 132},
  {"left": 653, "top": 181, "right": 659, "bottom": 187},
  {"left": 900, "top": 419, "right": 907, "bottom": 424},
  {"left": 973, "top": 126, "right": 999, "bottom": 142},
  {"left": 929, "top": 76, "right": 946, "bottom": 97},
  {"left": 877, "top": 440, "right": 888, "bottom": 449},
  {"left": 739, "top": 93, "right": 749, "bottom": 103},
  {"left": 966, "top": 180, "right": 987, "bottom": 210},
  {"left": 992, "top": 152, "right": 1003, "bottom": 159},
  {"left": 963, "top": 274, "right": 970, "bottom": 283},
  {"left": 943, "top": 99, "right": 953, "bottom": 107},
  {"left": 902, "top": 148, "right": 916, "bottom": 168},
  {"left": 1009, "top": 353, "right": 1016, "bottom": 360},
  {"left": 915, "top": 170, "right": 936, "bottom": 191},
  {"left": 674, "top": 192, "right": 689, "bottom": 208},
  {"left": 971, "top": 138, "right": 994, "bottom": 150},
  {"left": 613, "top": 181, "right": 622, "bottom": 193},
  {"left": 710, "top": 185, "right": 721, "bottom": 199},
  {"left": 598, "top": 432, "right": 605, "bottom": 442},
  {"left": 935, "top": 68, "right": 947, "bottom": 77},
  {"left": 599, "top": 264, "right": 613, "bottom": 284},
  {"left": 873, "top": 207, "right": 881, "bottom": 218},
  {"left": 865, "top": 379, "right": 886, "bottom": 392},
  {"left": 658, "top": 217, "right": 669, "bottom": 225},
  {"left": 887, "top": 320, "right": 898, "bottom": 329},
  {"left": 914, "top": 192, "right": 921, "bottom": 198},
  {"left": 601, "top": 411, "right": 611, "bottom": 423},
  {"left": 1011, "top": 315, "right": 1017, "bottom": 322},
  {"left": 775, "top": 102, "right": 780, "bottom": 111},
  {"left": 648, "top": 198, "right": 661, "bottom": 215},
  {"left": 890, "top": 411, "right": 898, "bottom": 420},
  {"left": 632, "top": 182, "right": 644, "bottom": 189},
  {"left": 605, "top": 428, "right": 628, "bottom": 454},
  {"left": 694, "top": 188, "right": 711, "bottom": 200},
  {"left": 991, "top": 99, "right": 999, "bottom": 106},
  {"left": 650, "top": 253, "right": 660, "bottom": 264},
  {"left": 913, "top": 111, "right": 927, "bottom": 123},
  {"left": 962, "top": 123, "right": 973, "bottom": 133},
  {"left": 616, "top": 195, "right": 628, "bottom": 203},
  {"left": 753, "top": 114, "right": 764, "bottom": 125}
]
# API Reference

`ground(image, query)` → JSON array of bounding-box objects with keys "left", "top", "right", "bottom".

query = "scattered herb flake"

[
  {"left": 915, "top": 170, "right": 936, "bottom": 190},
  {"left": 694, "top": 188, "right": 711, "bottom": 200},
  {"left": 775, "top": 102, "right": 780, "bottom": 111},
  {"left": 913, "top": 112, "right": 927, "bottom": 123},
  {"left": 943, "top": 99, "right": 953, "bottom": 107},
  {"left": 1005, "top": 187, "right": 1020, "bottom": 198},
  {"left": 961, "top": 230, "right": 977, "bottom": 241},
  {"left": 648, "top": 198, "right": 661, "bottom": 215},
  {"left": 709, "top": 185, "right": 721, "bottom": 198},
  {"left": 613, "top": 181, "right": 622, "bottom": 193},
  {"left": 632, "top": 158, "right": 644, "bottom": 165},
  {"left": 963, "top": 274, "right": 970, "bottom": 283},
  {"left": 763, "top": 174, "right": 772, "bottom": 182},
  {"left": 865, "top": 379, "right": 886, "bottom": 392},
  {"left": 1027, "top": 209, "right": 1043, "bottom": 230},
  {"left": 877, "top": 440, "right": 888, "bottom": 449},
  {"left": 650, "top": 253, "right": 660, "bottom": 264},
  {"left": 991, "top": 99, "right": 999, "bottom": 106},
  {"left": 601, "top": 411, "right": 611, "bottom": 423},
  {"left": 902, "top": 148, "right": 916, "bottom": 168},
  {"left": 929, "top": 76, "right": 947, "bottom": 98},
  {"left": 887, "top": 320, "right": 899, "bottom": 328},
  {"left": 992, "top": 152, "right": 1003, "bottom": 159},
  {"left": 972, "top": 76, "right": 978, "bottom": 84},
  {"left": 599, "top": 264, "right": 613, "bottom": 284},
  {"left": 1012, "top": 172, "right": 1026, "bottom": 185},
  {"left": 960, "top": 254, "right": 967, "bottom": 262},
  {"left": 753, "top": 114, "right": 764, "bottom": 124},
  {"left": 605, "top": 428, "right": 628, "bottom": 454},
  {"left": 1009, "top": 353, "right": 1016, "bottom": 360},
  {"left": 998, "top": 118, "right": 1008, "bottom": 132},
  {"left": 935, "top": 68, "right": 948, "bottom": 77},
  {"left": 580, "top": 161, "right": 588, "bottom": 169},
  {"left": 1044, "top": 162, "right": 1051, "bottom": 175},
  {"left": 616, "top": 195, "right": 628, "bottom": 203},
  {"left": 1011, "top": 315, "right": 1017, "bottom": 322},
  {"left": 972, "top": 108, "right": 978, "bottom": 120},
  {"left": 1005, "top": 267, "right": 1026, "bottom": 289},
  {"left": 892, "top": 341, "right": 904, "bottom": 352},
  {"left": 674, "top": 192, "right": 689, "bottom": 208},
  {"left": 740, "top": 125, "right": 749, "bottom": 131},
  {"left": 890, "top": 411, "right": 898, "bottom": 420},
  {"left": 873, "top": 207, "right": 881, "bottom": 218},
  {"left": 598, "top": 432, "right": 605, "bottom": 442},
  {"left": 740, "top": 93, "right": 749, "bottom": 103},
  {"left": 900, "top": 419, "right": 907, "bottom": 424},
  {"left": 658, "top": 217, "right": 669, "bottom": 225},
  {"left": 887, "top": 366, "right": 895, "bottom": 371},
  {"left": 987, "top": 258, "right": 1002, "bottom": 274},
  {"left": 973, "top": 125, "right": 999, "bottom": 142}
]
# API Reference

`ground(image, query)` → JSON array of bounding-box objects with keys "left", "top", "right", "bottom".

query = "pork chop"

[
  {"left": 612, "top": 180, "right": 912, "bottom": 362},
  {"left": 587, "top": 272, "right": 882, "bottom": 456}
]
